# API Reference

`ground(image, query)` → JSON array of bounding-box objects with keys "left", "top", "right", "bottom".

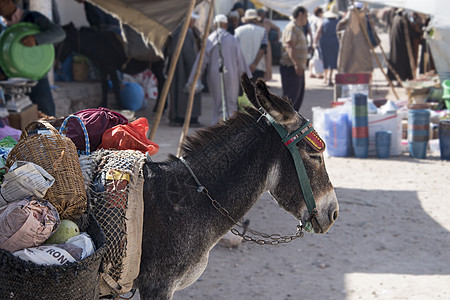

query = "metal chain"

[
  {"left": 199, "top": 188, "right": 304, "bottom": 245},
  {"left": 179, "top": 157, "right": 304, "bottom": 245}
]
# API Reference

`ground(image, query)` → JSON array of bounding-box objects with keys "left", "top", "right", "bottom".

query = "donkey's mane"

[{"left": 178, "top": 107, "right": 263, "bottom": 157}]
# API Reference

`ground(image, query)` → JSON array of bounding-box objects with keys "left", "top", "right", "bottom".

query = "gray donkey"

[{"left": 136, "top": 74, "right": 339, "bottom": 299}]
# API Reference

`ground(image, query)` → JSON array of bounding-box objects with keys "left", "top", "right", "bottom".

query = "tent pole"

[
  {"left": 351, "top": 1, "right": 399, "bottom": 99},
  {"left": 176, "top": 0, "right": 215, "bottom": 157},
  {"left": 377, "top": 42, "right": 404, "bottom": 87},
  {"left": 148, "top": 0, "right": 197, "bottom": 141}
]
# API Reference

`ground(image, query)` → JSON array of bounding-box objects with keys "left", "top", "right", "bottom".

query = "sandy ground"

[{"left": 132, "top": 31, "right": 450, "bottom": 300}]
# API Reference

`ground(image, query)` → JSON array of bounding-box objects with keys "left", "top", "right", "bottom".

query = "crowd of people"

[
  {"left": 169, "top": 1, "right": 378, "bottom": 125},
  {"left": 0, "top": 0, "right": 434, "bottom": 124}
]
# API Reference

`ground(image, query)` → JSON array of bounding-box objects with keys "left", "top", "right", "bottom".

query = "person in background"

[
  {"left": 314, "top": 3, "right": 340, "bottom": 86},
  {"left": 227, "top": 10, "right": 241, "bottom": 35},
  {"left": 387, "top": 8, "right": 415, "bottom": 83},
  {"left": 309, "top": 6, "right": 324, "bottom": 79},
  {"left": 337, "top": 2, "right": 379, "bottom": 74},
  {"left": 231, "top": 2, "right": 245, "bottom": 20},
  {"left": 234, "top": 9, "right": 268, "bottom": 81},
  {"left": 0, "top": 0, "right": 66, "bottom": 117},
  {"left": 257, "top": 8, "right": 281, "bottom": 81},
  {"left": 167, "top": 13, "right": 202, "bottom": 127},
  {"left": 17, "top": 0, "right": 60, "bottom": 25},
  {"left": 279, "top": 6, "right": 309, "bottom": 111},
  {"left": 187, "top": 14, "right": 250, "bottom": 125}
]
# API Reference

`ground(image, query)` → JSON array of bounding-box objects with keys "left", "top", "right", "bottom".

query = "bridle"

[
  {"left": 179, "top": 109, "right": 324, "bottom": 244},
  {"left": 260, "top": 108, "right": 319, "bottom": 230}
]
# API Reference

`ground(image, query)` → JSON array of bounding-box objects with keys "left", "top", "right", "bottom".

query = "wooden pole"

[
  {"left": 351, "top": 1, "right": 399, "bottom": 99},
  {"left": 176, "top": 0, "right": 214, "bottom": 157},
  {"left": 377, "top": 42, "right": 404, "bottom": 88},
  {"left": 148, "top": 0, "right": 197, "bottom": 140}
]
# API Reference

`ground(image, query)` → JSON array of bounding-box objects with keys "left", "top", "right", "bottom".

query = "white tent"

[
  {"left": 251, "top": 0, "right": 328, "bottom": 17},
  {"left": 362, "top": 0, "right": 450, "bottom": 80}
]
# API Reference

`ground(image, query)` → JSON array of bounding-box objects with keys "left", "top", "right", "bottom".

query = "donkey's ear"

[
  {"left": 254, "top": 79, "right": 300, "bottom": 130},
  {"left": 240, "top": 73, "right": 260, "bottom": 108}
]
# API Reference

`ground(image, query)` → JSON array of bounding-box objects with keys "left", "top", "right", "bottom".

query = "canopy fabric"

[
  {"left": 363, "top": 0, "right": 450, "bottom": 80},
  {"left": 87, "top": 0, "right": 202, "bottom": 57},
  {"left": 252, "top": 0, "right": 327, "bottom": 17}
]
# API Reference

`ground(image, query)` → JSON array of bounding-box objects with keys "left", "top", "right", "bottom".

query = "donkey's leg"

[
  {"left": 110, "top": 70, "right": 122, "bottom": 108},
  {"left": 100, "top": 71, "right": 109, "bottom": 108},
  {"left": 138, "top": 283, "right": 175, "bottom": 300}
]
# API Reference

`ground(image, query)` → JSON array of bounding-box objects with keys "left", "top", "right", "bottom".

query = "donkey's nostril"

[
  {"left": 331, "top": 210, "right": 339, "bottom": 221},
  {"left": 330, "top": 209, "right": 339, "bottom": 222}
]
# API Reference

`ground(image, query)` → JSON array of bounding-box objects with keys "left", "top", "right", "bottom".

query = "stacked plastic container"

[
  {"left": 408, "top": 108, "right": 430, "bottom": 159},
  {"left": 352, "top": 93, "right": 369, "bottom": 158}
]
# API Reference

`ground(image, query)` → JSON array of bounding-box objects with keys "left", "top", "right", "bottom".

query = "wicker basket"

[
  {"left": 6, "top": 120, "right": 87, "bottom": 221},
  {"left": 0, "top": 213, "right": 105, "bottom": 300}
]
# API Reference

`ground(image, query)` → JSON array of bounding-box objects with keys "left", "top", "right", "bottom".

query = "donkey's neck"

[{"left": 179, "top": 113, "right": 277, "bottom": 239}]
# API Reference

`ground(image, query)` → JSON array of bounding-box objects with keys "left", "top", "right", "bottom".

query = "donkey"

[
  {"left": 56, "top": 23, "right": 160, "bottom": 108},
  {"left": 136, "top": 74, "right": 339, "bottom": 299}
]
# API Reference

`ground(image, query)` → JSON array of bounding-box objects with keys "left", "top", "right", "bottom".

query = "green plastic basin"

[
  {"left": 442, "top": 79, "right": 450, "bottom": 99},
  {"left": 0, "top": 22, "right": 54, "bottom": 80}
]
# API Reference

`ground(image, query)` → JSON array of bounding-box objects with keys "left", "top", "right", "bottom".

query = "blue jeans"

[{"left": 280, "top": 65, "right": 305, "bottom": 111}]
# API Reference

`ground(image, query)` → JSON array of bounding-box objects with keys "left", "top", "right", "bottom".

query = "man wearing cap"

[
  {"left": 234, "top": 9, "right": 268, "bottom": 80},
  {"left": 0, "top": 0, "right": 65, "bottom": 116},
  {"left": 279, "top": 6, "right": 309, "bottom": 111},
  {"left": 187, "top": 14, "right": 250, "bottom": 125}
]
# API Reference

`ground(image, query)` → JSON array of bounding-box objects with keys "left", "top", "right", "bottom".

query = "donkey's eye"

[{"left": 309, "top": 154, "right": 323, "bottom": 164}]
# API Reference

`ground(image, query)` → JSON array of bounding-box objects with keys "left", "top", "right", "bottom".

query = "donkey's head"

[{"left": 241, "top": 74, "right": 338, "bottom": 233}]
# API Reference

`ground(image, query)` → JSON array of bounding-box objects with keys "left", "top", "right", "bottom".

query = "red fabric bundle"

[{"left": 99, "top": 117, "right": 159, "bottom": 155}]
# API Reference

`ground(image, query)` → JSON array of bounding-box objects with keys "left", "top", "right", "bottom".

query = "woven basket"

[
  {"left": 0, "top": 212, "right": 105, "bottom": 300},
  {"left": 6, "top": 120, "right": 87, "bottom": 221}
]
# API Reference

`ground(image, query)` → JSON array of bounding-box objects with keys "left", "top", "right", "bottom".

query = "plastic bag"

[
  {"left": 1, "top": 161, "right": 55, "bottom": 205},
  {"left": 0, "top": 198, "right": 60, "bottom": 252},
  {"left": 99, "top": 117, "right": 159, "bottom": 155},
  {"left": 14, "top": 232, "right": 95, "bottom": 265},
  {"left": 313, "top": 104, "right": 352, "bottom": 157},
  {"left": 0, "top": 120, "right": 21, "bottom": 142},
  {"left": 311, "top": 49, "right": 324, "bottom": 75}
]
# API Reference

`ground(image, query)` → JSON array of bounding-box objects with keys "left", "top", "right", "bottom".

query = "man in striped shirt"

[{"left": 280, "top": 6, "right": 309, "bottom": 111}]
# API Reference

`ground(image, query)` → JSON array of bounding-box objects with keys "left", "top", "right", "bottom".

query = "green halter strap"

[{"left": 261, "top": 109, "right": 318, "bottom": 217}]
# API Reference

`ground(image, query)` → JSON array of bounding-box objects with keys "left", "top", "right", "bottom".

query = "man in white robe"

[{"left": 188, "top": 14, "right": 250, "bottom": 125}]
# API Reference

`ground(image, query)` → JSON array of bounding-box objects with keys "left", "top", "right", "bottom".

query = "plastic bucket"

[
  {"left": 352, "top": 93, "right": 368, "bottom": 158},
  {"left": 375, "top": 131, "right": 391, "bottom": 158},
  {"left": 442, "top": 80, "right": 450, "bottom": 98},
  {"left": 408, "top": 109, "right": 430, "bottom": 159},
  {"left": 444, "top": 98, "right": 450, "bottom": 110},
  {"left": 439, "top": 120, "right": 450, "bottom": 160}
]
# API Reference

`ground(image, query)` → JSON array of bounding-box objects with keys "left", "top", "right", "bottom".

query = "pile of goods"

[{"left": 0, "top": 107, "right": 158, "bottom": 298}]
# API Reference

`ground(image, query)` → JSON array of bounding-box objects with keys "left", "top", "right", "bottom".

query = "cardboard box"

[{"left": 8, "top": 104, "right": 38, "bottom": 131}]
